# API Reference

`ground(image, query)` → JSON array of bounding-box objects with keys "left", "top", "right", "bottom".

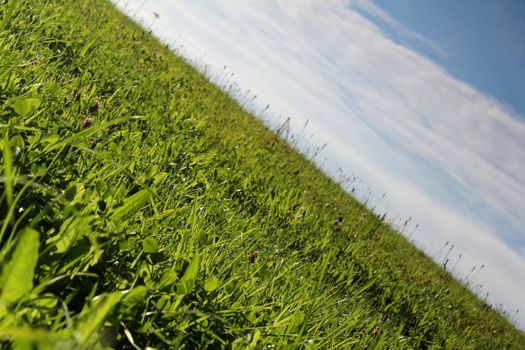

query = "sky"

[
  {"left": 111, "top": 0, "right": 525, "bottom": 329},
  {"left": 369, "top": 0, "right": 525, "bottom": 116}
]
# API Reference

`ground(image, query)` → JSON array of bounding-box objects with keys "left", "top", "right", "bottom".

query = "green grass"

[{"left": 0, "top": 0, "right": 524, "bottom": 348}]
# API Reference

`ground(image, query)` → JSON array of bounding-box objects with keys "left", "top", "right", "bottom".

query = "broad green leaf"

[
  {"left": 248, "top": 329, "right": 261, "bottom": 349},
  {"left": 286, "top": 312, "right": 306, "bottom": 334},
  {"left": 40, "top": 135, "right": 60, "bottom": 145},
  {"left": 121, "top": 286, "right": 147, "bottom": 310},
  {"left": 119, "top": 236, "right": 137, "bottom": 251},
  {"left": 110, "top": 189, "right": 150, "bottom": 230},
  {"left": 181, "top": 253, "right": 201, "bottom": 283},
  {"left": 160, "top": 269, "right": 177, "bottom": 289},
  {"left": 74, "top": 292, "right": 122, "bottom": 344},
  {"left": 13, "top": 336, "right": 54, "bottom": 350},
  {"left": 204, "top": 277, "right": 219, "bottom": 292},
  {"left": 46, "top": 215, "right": 93, "bottom": 254},
  {"left": 142, "top": 237, "right": 159, "bottom": 253},
  {"left": 153, "top": 171, "right": 169, "bottom": 185},
  {"left": 0, "top": 302, "right": 8, "bottom": 319},
  {"left": 0, "top": 326, "right": 55, "bottom": 350},
  {"left": 64, "top": 183, "right": 77, "bottom": 201},
  {"left": 0, "top": 228, "right": 40, "bottom": 304},
  {"left": 176, "top": 279, "right": 195, "bottom": 295},
  {"left": 155, "top": 295, "right": 171, "bottom": 311},
  {"left": 12, "top": 98, "right": 41, "bottom": 117},
  {"left": 176, "top": 254, "right": 201, "bottom": 295}
]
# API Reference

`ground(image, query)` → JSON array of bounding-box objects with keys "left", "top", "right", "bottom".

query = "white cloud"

[
  {"left": 347, "top": 0, "right": 446, "bottom": 56},
  {"left": 112, "top": 0, "right": 525, "bottom": 329}
]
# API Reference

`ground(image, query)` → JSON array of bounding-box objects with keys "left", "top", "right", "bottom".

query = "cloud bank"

[{"left": 112, "top": 0, "right": 525, "bottom": 329}]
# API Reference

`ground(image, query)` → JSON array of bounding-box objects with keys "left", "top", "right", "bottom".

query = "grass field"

[{"left": 1, "top": 0, "right": 524, "bottom": 348}]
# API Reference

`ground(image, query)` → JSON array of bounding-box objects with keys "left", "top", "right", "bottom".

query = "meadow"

[{"left": 0, "top": 0, "right": 524, "bottom": 348}]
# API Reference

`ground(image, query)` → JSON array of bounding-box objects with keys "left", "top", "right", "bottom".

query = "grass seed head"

[
  {"left": 73, "top": 87, "right": 81, "bottom": 100},
  {"left": 333, "top": 216, "right": 343, "bottom": 229},
  {"left": 108, "top": 123, "right": 118, "bottom": 134},
  {"left": 90, "top": 98, "right": 101, "bottom": 114},
  {"left": 81, "top": 117, "right": 93, "bottom": 129}
]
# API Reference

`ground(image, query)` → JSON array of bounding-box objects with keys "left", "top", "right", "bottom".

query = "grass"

[{"left": 0, "top": 0, "right": 524, "bottom": 348}]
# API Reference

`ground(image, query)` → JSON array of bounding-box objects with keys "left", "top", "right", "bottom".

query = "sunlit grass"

[{"left": 0, "top": 0, "right": 524, "bottom": 348}]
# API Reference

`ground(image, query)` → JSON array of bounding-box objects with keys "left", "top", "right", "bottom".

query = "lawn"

[{"left": 0, "top": 0, "right": 524, "bottom": 348}]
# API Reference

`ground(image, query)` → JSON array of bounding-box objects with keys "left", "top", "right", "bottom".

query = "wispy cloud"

[
  {"left": 113, "top": 0, "right": 525, "bottom": 329},
  {"left": 347, "top": 0, "right": 446, "bottom": 57}
]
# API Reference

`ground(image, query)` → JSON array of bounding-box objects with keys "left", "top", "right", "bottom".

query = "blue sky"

[
  {"left": 348, "top": 0, "right": 525, "bottom": 248},
  {"left": 364, "top": 0, "right": 525, "bottom": 116},
  {"left": 112, "top": 0, "right": 525, "bottom": 329}
]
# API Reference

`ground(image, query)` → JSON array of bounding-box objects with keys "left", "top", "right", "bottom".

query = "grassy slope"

[{"left": 0, "top": 0, "right": 523, "bottom": 348}]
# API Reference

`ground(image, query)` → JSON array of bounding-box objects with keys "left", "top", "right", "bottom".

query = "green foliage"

[
  {"left": 0, "top": 228, "right": 39, "bottom": 306},
  {"left": 12, "top": 98, "right": 41, "bottom": 118},
  {"left": 0, "top": 0, "right": 523, "bottom": 348},
  {"left": 74, "top": 291, "right": 123, "bottom": 345}
]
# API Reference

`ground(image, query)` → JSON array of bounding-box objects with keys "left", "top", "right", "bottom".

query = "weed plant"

[{"left": 0, "top": 0, "right": 524, "bottom": 348}]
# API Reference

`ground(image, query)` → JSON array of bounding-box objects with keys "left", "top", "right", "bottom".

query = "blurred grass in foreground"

[{"left": 0, "top": 0, "right": 524, "bottom": 348}]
